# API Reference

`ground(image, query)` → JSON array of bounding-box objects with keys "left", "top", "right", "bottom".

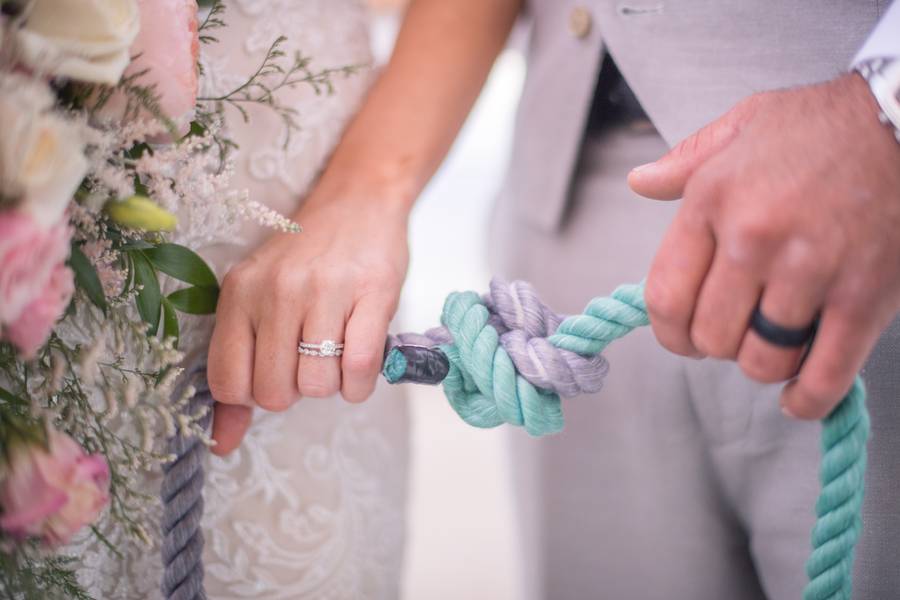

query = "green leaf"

[
  {"left": 118, "top": 238, "right": 155, "bottom": 251},
  {"left": 130, "top": 251, "right": 162, "bottom": 334},
  {"left": 69, "top": 244, "right": 107, "bottom": 312},
  {"left": 143, "top": 243, "right": 218, "bottom": 289},
  {"left": 183, "top": 120, "right": 207, "bottom": 141},
  {"left": 161, "top": 297, "right": 180, "bottom": 346},
  {"left": 0, "top": 386, "right": 26, "bottom": 407},
  {"left": 167, "top": 286, "right": 219, "bottom": 315}
]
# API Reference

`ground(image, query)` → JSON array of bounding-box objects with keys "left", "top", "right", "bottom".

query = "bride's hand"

[{"left": 206, "top": 190, "right": 409, "bottom": 455}]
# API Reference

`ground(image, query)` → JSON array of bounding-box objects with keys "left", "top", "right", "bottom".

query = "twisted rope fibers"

[
  {"left": 161, "top": 372, "right": 214, "bottom": 600},
  {"left": 387, "top": 278, "right": 870, "bottom": 599},
  {"left": 161, "top": 278, "right": 870, "bottom": 599}
]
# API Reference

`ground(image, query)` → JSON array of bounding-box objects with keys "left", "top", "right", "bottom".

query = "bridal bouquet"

[{"left": 0, "top": 0, "right": 354, "bottom": 596}]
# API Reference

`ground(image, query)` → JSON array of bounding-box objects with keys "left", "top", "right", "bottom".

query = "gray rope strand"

[
  {"left": 387, "top": 279, "right": 609, "bottom": 396},
  {"left": 161, "top": 371, "right": 214, "bottom": 600}
]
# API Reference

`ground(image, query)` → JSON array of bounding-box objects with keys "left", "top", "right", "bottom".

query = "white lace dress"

[{"left": 72, "top": 2, "right": 410, "bottom": 598}]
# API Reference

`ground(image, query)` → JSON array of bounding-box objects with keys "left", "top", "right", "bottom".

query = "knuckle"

[
  {"left": 723, "top": 220, "right": 778, "bottom": 268},
  {"left": 788, "top": 382, "right": 838, "bottom": 420},
  {"left": 781, "top": 241, "right": 826, "bottom": 276},
  {"left": 804, "top": 359, "right": 848, "bottom": 400},
  {"left": 297, "top": 380, "right": 338, "bottom": 399},
  {"left": 733, "top": 218, "right": 778, "bottom": 250},
  {"left": 780, "top": 235, "right": 840, "bottom": 282},
  {"left": 253, "top": 386, "right": 295, "bottom": 412},
  {"left": 343, "top": 351, "right": 381, "bottom": 376},
  {"left": 739, "top": 349, "right": 793, "bottom": 384},
  {"left": 644, "top": 279, "right": 685, "bottom": 323},
  {"left": 649, "top": 321, "right": 697, "bottom": 358},
  {"left": 208, "top": 380, "right": 248, "bottom": 406},
  {"left": 691, "top": 327, "right": 737, "bottom": 360},
  {"left": 270, "top": 264, "right": 300, "bottom": 298},
  {"left": 220, "top": 266, "right": 250, "bottom": 300}
]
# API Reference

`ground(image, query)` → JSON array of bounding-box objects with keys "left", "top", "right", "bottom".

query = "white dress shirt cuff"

[{"left": 853, "top": 1, "right": 900, "bottom": 66}]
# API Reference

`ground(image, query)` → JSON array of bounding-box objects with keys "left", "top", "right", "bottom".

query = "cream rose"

[
  {"left": 15, "top": 0, "right": 140, "bottom": 85},
  {"left": 0, "top": 75, "right": 87, "bottom": 228}
]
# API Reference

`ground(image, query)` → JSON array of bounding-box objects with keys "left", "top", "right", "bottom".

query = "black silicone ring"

[{"left": 749, "top": 307, "right": 818, "bottom": 348}]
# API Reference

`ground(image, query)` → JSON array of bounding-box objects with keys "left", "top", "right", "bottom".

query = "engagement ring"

[{"left": 298, "top": 340, "right": 344, "bottom": 357}]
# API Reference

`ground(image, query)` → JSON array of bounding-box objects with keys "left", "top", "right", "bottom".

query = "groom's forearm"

[{"left": 307, "top": 0, "right": 522, "bottom": 216}]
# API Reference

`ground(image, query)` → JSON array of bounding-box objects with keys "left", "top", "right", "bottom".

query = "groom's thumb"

[{"left": 628, "top": 103, "right": 750, "bottom": 200}]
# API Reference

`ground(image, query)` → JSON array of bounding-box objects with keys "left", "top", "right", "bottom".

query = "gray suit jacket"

[{"left": 504, "top": 0, "right": 891, "bottom": 231}]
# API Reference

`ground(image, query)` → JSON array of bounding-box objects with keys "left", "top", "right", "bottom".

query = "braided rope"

[
  {"left": 390, "top": 278, "right": 870, "bottom": 599},
  {"left": 159, "top": 278, "right": 869, "bottom": 600},
  {"left": 161, "top": 374, "right": 214, "bottom": 600},
  {"left": 388, "top": 279, "right": 610, "bottom": 397}
]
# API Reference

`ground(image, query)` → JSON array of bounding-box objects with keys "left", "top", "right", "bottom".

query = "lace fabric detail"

[
  {"left": 199, "top": 0, "right": 378, "bottom": 272},
  {"left": 69, "top": 1, "right": 410, "bottom": 598},
  {"left": 203, "top": 399, "right": 408, "bottom": 599}
]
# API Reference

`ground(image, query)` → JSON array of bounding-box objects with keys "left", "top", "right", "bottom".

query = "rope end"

[{"left": 382, "top": 345, "right": 450, "bottom": 385}]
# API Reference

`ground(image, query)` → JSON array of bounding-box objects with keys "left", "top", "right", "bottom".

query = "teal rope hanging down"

[{"left": 384, "top": 279, "right": 871, "bottom": 600}]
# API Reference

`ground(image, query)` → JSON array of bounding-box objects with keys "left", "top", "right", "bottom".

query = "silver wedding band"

[{"left": 298, "top": 340, "right": 344, "bottom": 357}]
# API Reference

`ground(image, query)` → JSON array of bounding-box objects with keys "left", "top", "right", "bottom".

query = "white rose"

[
  {"left": 15, "top": 0, "right": 140, "bottom": 85},
  {"left": 0, "top": 75, "right": 88, "bottom": 228}
]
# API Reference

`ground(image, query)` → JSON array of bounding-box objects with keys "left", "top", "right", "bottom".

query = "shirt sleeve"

[{"left": 853, "top": 1, "right": 900, "bottom": 65}]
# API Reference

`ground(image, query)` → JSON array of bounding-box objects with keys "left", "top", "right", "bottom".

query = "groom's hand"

[{"left": 628, "top": 73, "right": 900, "bottom": 420}]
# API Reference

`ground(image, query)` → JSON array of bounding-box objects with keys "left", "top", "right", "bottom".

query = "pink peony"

[
  {"left": 0, "top": 211, "right": 73, "bottom": 358},
  {"left": 0, "top": 429, "right": 110, "bottom": 548},
  {"left": 101, "top": 0, "right": 200, "bottom": 124}
]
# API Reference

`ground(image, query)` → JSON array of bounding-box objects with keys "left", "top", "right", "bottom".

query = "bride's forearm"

[{"left": 308, "top": 0, "right": 523, "bottom": 215}]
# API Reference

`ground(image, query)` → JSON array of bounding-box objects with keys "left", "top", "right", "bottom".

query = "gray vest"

[{"left": 505, "top": 0, "right": 890, "bottom": 231}]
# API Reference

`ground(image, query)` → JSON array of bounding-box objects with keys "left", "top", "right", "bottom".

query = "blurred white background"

[{"left": 371, "top": 10, "right": 530, "bottom": 600}]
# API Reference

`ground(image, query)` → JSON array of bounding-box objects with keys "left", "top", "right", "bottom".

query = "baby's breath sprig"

[{"left": 197, "top": 35, "right": 366, "bottom": 148}]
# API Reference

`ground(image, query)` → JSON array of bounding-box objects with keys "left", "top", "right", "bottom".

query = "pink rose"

[
  {"left": 100, "top": 0, "right": 200, "bottom": 124},
  {"left": 0, "top": 211, "right": 74, "bottom": 358},
  {"left": 0, "top": 429, "right": 110, "bottom": 547},
  {"left": 5, "top": 265, "right": 75, "bottom": 358}
]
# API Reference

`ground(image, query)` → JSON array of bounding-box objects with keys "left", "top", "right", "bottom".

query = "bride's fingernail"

[{"left": 631, "top": 162, "right": 654, "bottom": 173}]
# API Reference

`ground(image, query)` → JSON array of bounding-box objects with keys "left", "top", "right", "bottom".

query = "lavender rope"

[{"left": 161, "top": 370, "right": 214, "bottom": 600}]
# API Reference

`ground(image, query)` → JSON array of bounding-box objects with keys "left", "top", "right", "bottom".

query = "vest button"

[{"left": 569, "top": 6, "right": 593, "bottom": 39}]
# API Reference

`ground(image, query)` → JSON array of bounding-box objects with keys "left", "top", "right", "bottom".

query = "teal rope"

[
  {"left": 436, "top": 281, "right": 870, "bottom": 599},
  {"left": 439, "top": 290, "right": 563, "bottom": 436},
  {"left": 805, "top": 377, "right": 869, "bottom": 600}
]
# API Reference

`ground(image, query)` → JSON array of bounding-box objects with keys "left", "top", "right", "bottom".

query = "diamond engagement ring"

[{"left": 298, "top": 340, "right": 344, "bottom": 357}]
